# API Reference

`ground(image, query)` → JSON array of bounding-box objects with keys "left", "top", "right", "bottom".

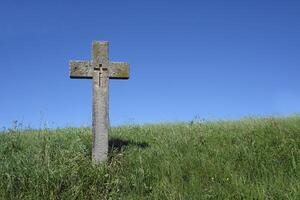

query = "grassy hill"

[{"left": 0, "top": 116, "right": 299, "bottom": 199}]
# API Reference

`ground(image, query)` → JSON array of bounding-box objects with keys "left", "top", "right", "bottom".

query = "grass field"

[{"left": 0, "top": 116, "right": 299, "bottom": 199}]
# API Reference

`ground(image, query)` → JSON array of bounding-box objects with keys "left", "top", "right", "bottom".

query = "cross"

[{"left": 69, "top": 41, "right": 129, "bottom": 163}]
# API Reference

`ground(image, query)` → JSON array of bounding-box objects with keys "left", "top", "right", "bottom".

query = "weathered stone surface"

[
  {"left": 69, "top": 61, "right": 92, "bottom": 78},
  {"left": 109, "top": 62, "right": 130, "bottom": 79},
  {"left": 92, "top": 41, "right": 109, "bottom": 163},
  {"left": 70, "top": 61, "right": 129, "bottom": 79},
  {"left": 69, "top": 41, "right": 130, "bottom": 164}
]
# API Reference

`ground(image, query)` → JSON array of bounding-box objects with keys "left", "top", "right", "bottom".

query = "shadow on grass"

[{"left": 108, "top": 138, "right": 149, "bottom": 153}]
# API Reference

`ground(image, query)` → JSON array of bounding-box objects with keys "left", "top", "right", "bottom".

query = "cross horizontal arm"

[
  {"left": 69, "top": 60, "right": 92, "bottom": 79},
  {"left": 109, "top": 62, "right": 130, "bottom": 79},
  {"left": 70, "top": 61, "right": 130, "bottom": 79}
]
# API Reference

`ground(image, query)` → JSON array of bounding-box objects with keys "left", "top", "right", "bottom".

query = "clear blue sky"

[{"left": 0, "top": 0, "right": 299, "bottom": 129}]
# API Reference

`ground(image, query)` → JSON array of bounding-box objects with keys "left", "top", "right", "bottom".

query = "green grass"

[{"left": 0, "top": 116, "right": 299, "bottom": 199}]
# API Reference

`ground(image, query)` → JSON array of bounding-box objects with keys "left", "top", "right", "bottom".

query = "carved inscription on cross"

[{"left": 69, "top": 41, "right": 129, "bottom": 163}]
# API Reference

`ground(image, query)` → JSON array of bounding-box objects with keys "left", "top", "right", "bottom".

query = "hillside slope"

[{"left": 0, "top": 116, "right": 299, "bottom": 199}]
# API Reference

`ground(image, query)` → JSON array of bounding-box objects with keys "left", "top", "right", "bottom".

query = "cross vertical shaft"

[{"left": 92, "top": 41, "right": 109, "bottom": 163}]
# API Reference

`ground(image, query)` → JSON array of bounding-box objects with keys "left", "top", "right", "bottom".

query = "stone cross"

[{"left": 69, "top": 41, "right": 129, "bottom": 163}]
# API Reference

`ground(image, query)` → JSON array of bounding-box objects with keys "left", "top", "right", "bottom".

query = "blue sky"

[{"left": 0, "top": 0, "right": 299, "bottom": 128}]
